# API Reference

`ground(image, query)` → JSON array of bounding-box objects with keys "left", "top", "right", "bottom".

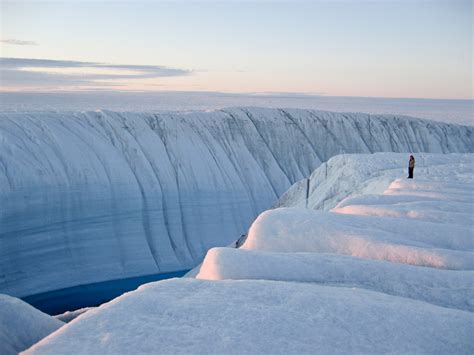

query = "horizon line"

[{"left": 0, "top": 90, "right": 472, "bottom": 102}]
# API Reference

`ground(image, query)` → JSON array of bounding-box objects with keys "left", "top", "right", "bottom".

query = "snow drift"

[
  {"left": 240, "top": 208, "right": 474, "bottom": 269},
  {"left": 24, "top": 279, "right": 474, "bottom": 354},
  {"left": 1, "top": 108, "right": 473, "bottom": 296},
  {"left": 197, "top": 248, "right": 474, "bottom": 312},
  {"left": 0, "top": 294, "right": 64, "bottom": 355}
]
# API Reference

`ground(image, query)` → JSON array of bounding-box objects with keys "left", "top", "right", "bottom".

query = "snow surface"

[
  {"left": 1, "top": 108, "right": 473, "bottom": 297},
  {"left": 275, "top": 152, "right": 473, "bottom": 210},
  {"left": 24, "top": 279, "right": 474, "bottom": 355},
  {"left": 1, "top": 92, "right": 472, "bottom": 126},
  {"left": 239, "top": 208, "right": 474, "bottom": 269},
  {"left": 24, "top": 152, "right": 474, "bottom": 353},
  {"left": 54, "top": 307, "right": 94, "bottom": 323},
  {"left": 0, "top": 294, "right": 64, "bottom": 355},
  {"left": 197, "top": 248, "right": 474, "bottom": 312}
]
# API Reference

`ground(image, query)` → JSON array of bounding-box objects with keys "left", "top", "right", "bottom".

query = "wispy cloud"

[
  {"left": 0, "top": 57, "right": 192, "bottom": 90},
  {"left": 1, "top": 39, "right": 38, "bottom": 46}
]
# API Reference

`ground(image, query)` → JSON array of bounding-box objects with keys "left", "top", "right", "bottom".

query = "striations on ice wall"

[{"left": 1, "top": 107, "right": 473, "bottom": 296}]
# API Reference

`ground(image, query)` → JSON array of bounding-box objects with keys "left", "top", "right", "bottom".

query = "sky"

[{"left": 0, "top": 0, "right": 472, "bottom": 99}]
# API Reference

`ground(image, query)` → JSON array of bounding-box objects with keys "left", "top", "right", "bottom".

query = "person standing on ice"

[{"left": 408, "top": 155, "right": 415, "bottom": 179}]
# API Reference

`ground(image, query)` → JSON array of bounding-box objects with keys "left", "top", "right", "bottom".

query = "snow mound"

[
  {"left": 240, "top": 208, "right": 474, "bottom": 269},
  {"left": 1, "top": 109, "right": 473, "bottom": 297},
  {"left": 25, "top": 279, "right": 474, "bottom": 354},
  {"left": 0, "top": 294, "right": 64, "bottom": 355},
  {"left": 197, "top": 248, "right": 474, "bottom": 311}
]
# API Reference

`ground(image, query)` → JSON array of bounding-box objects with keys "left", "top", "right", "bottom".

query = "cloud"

[
  {"left": 0, "top": 57, "right": 192, "bottom": 90},
  {"left": 1, "top": 39, "right": 38, "bottom": 46},
  {"left": 0, "top": 58, "right": 96, "bottom": 69}
]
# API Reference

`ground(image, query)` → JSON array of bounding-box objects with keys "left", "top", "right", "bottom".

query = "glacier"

[
  {"left": 24, "top": 153, "right": 474, "bottom": 353},
  {"left": 1, "top": 107, "right": 473, "bottom": 297}
]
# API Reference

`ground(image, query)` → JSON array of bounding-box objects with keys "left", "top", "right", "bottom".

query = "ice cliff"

[
  {"left": 1, "top": 107, "right": 473, "bottom": 296},
  {"left": 21, "top": 153, "right": 474, "bottom": 354}
]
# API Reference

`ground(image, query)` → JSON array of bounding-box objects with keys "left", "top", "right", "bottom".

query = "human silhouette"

[{"left": 408, "top": 155, "right": 415, "bottom": 179}]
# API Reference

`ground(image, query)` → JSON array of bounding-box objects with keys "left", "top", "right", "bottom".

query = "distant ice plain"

[{"left": 1, "top": 91, "right": 472, "bottom": 125}]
